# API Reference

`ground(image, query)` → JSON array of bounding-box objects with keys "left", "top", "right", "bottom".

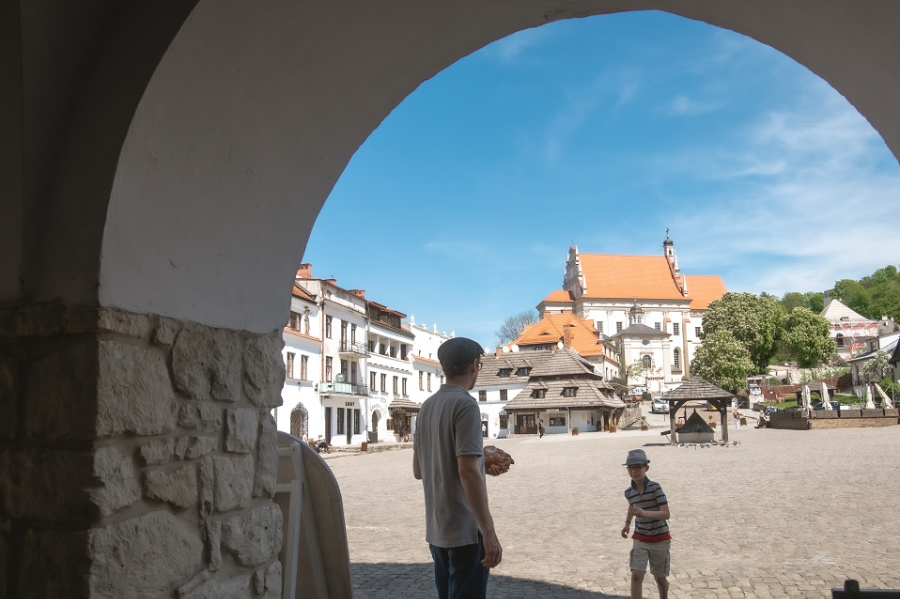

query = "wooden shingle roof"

[{"left": 662, "top": 378, "right": 734, "bottom": 401}]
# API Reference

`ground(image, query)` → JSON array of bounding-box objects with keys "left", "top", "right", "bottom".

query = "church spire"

[{"left": 663, "top": 230, "right": 688, "bottom": 297}]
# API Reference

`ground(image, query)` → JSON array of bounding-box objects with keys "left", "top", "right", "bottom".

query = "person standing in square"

[{"left": 621, "top": 449, "right": 671, "bottom": 599}]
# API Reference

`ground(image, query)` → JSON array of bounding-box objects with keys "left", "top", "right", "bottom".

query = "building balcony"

[
  {"left": 339, "top": 341, "right": 369, "bottom": 357},
  {"left": 319, "top": 381, "right": 370, "bottom": 396}
]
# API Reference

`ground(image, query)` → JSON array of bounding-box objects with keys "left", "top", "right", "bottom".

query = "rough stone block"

[
  {"left": 97, "top": 308, "right": 153, "bottom": 338},
  {"left": 154, "top": 317, "right": 182, "bottom": 346},
  {"left": 90, "top": 446, "right": 141, "bottom": 517},
  {"left": 178, "top": 401, "right": 222, "bottom": 433},
  {"left": 172, "top": 325, "right": 241, "bottom": 402},
  {"left": 25, "top": 341, "right": 98, "bottom": 441},
  {"left": 255, "top": 561, "right": 282, "bottom": 598},
  {"left": 199, "top": 456, "right": 214, "bottom": 519},
  {"left": 181, "top": 572, "right": 251, "bottom": 599},
  {"left": 18, "top": 529, "right": 90, "bottom": 597},
  {"left": 0, "top": 354, "right": 18, "bottom": 440},
  {"left": 207, "top": 519, "right": 222, "bottom": 571},
  {"left": 243, "top": 335, "right": 285, "bottom": 408},
  {"left": 221, "top": 504, "right": 283, "bottom": 567},
  {"left": 225, "top": 408, "right": 258, "bottom": 453},
  {"left": 139, "top": 438, "right": 176, "bottom": 466},
  {"left": 89, "top": 511, "right": 203, "bottom": 597},
  {"left": 254, "top": 413, "right": 278, "bottom": 498},
  {"left": 213, "top": 454, "right": 254, "bottom": 513},
  {"left": 97, "top": 340, "right": 176, "bottom": 437},
  {"left": 174, "top": 436, "right": 219, "bottom": 460},
  {"left": 145, "top": 465, "right": 199, "bottom": 509},
  {"left": 1, "top": 448, "right": 95, "bottom": 523}
]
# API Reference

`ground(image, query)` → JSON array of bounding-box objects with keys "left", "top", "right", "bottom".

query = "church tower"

[{"left": 663, "top": 231, "right": 688, "bottom": 297}]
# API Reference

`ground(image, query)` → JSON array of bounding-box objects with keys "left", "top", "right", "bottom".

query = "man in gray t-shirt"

[{"left": 413, "top": 337, "right": 502, "bottom": 598}]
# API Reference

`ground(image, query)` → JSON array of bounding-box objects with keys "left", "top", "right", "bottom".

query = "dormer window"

[
  {"left": 532, "top": 389, "right": 546, "bottom": 399},
  {"left": 498, "top": 368, "right": 512, "bottom": 378},
  {"left": 516, "top": 367, "right": 531, "bottom": 376},
  {"left": 562, "top": 387, "right": 577, "bottom": 397}
]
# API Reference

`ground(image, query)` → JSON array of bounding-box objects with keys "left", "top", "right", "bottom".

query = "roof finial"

[{"left": 665, "top": 227, "right": 670, "bottom": 240}]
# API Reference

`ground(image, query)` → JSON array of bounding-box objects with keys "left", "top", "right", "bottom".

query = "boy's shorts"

[{"left": 630, "top": 539, "right": 670, "bottom": 577}]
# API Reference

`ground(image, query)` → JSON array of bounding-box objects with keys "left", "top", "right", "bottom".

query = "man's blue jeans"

[{"left": 429, "top": 532, "right": 489, "bottom": 599}]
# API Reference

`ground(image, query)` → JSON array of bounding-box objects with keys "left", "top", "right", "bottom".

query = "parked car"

[
  {"left": 811, "top": 401, "right": 853, "bottom": 411},
  {"left": 651, "top": 398, "right": 670, "bottom": 414}
]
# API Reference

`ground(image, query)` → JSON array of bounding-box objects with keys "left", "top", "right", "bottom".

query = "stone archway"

[{"left": 5, "top": 2, "right": 900, "bottom": 597}]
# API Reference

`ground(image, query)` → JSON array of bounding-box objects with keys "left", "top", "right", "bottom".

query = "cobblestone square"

[{"left": 327, "top": 425, "right": 900, "bottom": 599}]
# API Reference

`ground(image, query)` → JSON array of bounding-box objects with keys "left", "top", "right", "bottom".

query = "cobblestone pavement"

[{"left": 325, "top": 423, "right": 900, "bottom": 599}]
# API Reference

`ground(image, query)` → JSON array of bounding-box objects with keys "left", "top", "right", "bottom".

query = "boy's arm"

[
  {"left": 629, "top": 503, "right": 670, "bottom": 521},
  {"left": 621, "top": 505, "right": 632, "bottom": 538}
]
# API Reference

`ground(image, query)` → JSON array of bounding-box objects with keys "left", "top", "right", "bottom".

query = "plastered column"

[{"left": 0, "top": 304, "right": 285, "bottom": 598}]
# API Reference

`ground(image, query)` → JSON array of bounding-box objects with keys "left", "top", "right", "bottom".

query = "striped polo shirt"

[{"left": 624, "top": 476, "right": 670, "bottom": 543}]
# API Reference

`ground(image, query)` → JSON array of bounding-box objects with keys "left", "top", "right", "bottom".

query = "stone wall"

[{"left": 0, "top": 304, "right": 285, "bottom": 597}]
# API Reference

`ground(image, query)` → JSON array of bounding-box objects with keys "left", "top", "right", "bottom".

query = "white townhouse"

[
  {"left": 366, "top": 300, "right": 416, "bottom": 442},
  {"left": 277, "top": 281, "right": 323, "bottom": 438},
  {"left": 276, "top": 264, "right": 461, "bottom": 447}
]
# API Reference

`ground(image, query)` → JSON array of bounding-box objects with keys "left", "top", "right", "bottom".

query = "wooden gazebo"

[{"left": 662, "top": 378, "right": 736, "bottom": 444}]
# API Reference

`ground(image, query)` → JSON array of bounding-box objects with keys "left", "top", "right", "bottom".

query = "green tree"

[
  {"left": 781, "top": 307, "right": 836, "bottom": 367},
  {"left": 494, "top": 309, "right": 540, "bottom": 346},
  {"left": 690, "top": 330, "right": 753, "bottom": 392},
  {"left": 702, "top": 292, "right": 782, "bottom": 373},
  {"left": 781, "top": 291, "right": 807, "bottom": 312},
  {"left": 805, "top": 291, "right": 825, "bottom": 314},
  {"left": 833, "top": 279, "right": 871, "bottom": 317}
]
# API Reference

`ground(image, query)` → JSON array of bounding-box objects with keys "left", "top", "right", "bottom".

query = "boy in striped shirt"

[{"left": 621, "top": 449, "right": 670, "bottom": 599}]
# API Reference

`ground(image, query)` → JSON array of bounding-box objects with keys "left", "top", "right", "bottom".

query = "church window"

[
  {"left": 695, "top": 327, "right": 702, "bottom": 337},
  {"left": 673, "top": 323, "right": 680, "bottom": 336},
  {"left": 616, "top": 322, "right": 623, "bottom": 333},
  {"left": 673, "top": 348, "right": 681, "bottom": 371},
  {"left": 654, "top": 322, "right": 661, "bottom": 331},
  {"left": 642, "top": 355, "right": 652, "bottom": 369},
  {"left": 596, "top": 321, "right": 603, "bottom": 333}
]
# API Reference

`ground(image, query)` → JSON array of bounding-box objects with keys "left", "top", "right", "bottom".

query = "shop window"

[{"left": 549, "top": 416, "right": 566, "bottom": 427}]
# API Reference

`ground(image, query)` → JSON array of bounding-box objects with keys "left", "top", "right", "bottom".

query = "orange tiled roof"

[
  {"left": 579, "top": 254, "right": 684, "bottom": 300},
  {"left": 410, "top": 354, "right": 440, "bottom": 366},
  {"left": 292, "top": 283, "right": 316, "bottom": 302},
  {"left": 514, "top": 312, "right": 609, "bottom": 357},
  {"left": 685, "top": 275, "right": 727, "bottom": 310},
  {"left": 578, "top": 254, "right": 726, "bottom": 306},
  {"left": 542, "top": 289, "right": 573, "bottom": 303}
]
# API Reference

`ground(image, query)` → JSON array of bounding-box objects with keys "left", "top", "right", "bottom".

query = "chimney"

[
  {"left": 495, "top": 347, "right": 502, "bottom": 357},
  {"left": 349, "top": 289, "right": 366, "bottom": 298},
  {"left": 296, "top": 264, "right": 312, "bottom": 279},
  {"left": 563, "top": 326, "right": 572, "bottom": 349}
]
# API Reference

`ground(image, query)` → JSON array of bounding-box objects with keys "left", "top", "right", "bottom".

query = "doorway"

[{"left": 516, "top": 413, "right": 536, "bottom": 434}]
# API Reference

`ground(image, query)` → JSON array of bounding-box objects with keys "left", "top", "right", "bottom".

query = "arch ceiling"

[{"left": 8, "top": 1, "right": 899, "bottom": 332}]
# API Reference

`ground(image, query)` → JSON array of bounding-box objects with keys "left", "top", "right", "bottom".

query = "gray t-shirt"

[{"left": 414, "top": 384, "right": 485, "bottom": 548}]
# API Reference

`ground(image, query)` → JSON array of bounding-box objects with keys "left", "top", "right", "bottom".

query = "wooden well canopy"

[{"left": 662, "top": 378, "right": 735, "bottom": 444}]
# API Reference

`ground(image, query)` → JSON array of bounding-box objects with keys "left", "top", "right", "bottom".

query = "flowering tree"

[
  {"left": 781, "top": 307, "right": 836, "bottom": 367},
  {"left": 702, "top": 292, "right": 782, "bottom": 374},
  {"left": 862, "top": 350, "right": 893, "bottom": 383},
  {"left": 690, "top": 330, "right": 753, "bottom": 392}
]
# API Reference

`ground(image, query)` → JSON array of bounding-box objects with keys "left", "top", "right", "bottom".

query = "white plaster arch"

[{"left": 57, "top": 1, "right": 900, "bottom": 332}]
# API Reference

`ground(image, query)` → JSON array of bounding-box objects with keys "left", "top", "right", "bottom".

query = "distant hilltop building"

[
  {"left": 820, "top": 297, "right": 879, "bottom": 361},
  {"left": 518, "top": 235, "right": 727, "bottom": 396}
]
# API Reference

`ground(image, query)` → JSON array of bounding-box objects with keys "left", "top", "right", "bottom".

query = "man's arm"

[
  {"left": 457, "top": 454, "right": 502, "bottom": 568},
  {"left": 412, "top": 449, "right": 422, "bottom": 480}
]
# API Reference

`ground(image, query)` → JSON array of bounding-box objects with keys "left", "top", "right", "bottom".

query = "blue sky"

[{"left": 303, "top": 11, "right": 900, "bottom": 349}]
